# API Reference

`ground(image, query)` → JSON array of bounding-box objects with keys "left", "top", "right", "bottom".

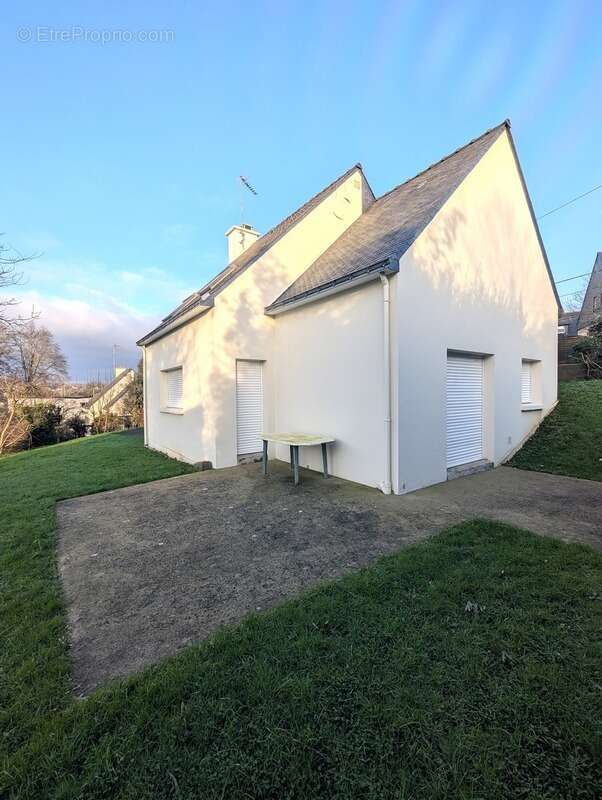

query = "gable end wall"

[{"left": 394, "top": 130, "right": 558, "bottom": 492}]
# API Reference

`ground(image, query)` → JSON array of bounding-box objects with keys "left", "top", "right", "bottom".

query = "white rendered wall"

[
  {"left": 144, "top": 168, "right": 371, "bottom": 467},
  {"left": 144, "top": 310, "right": 216, "bottom": 464},
  {"left": 272, "top": 280, "right": 386, "bottom": 488},
  {"left": 211, "top": 169, "right": 370, "bottom": 467},
  {"left": 394, "top": 130, "right": 558, "bottom": 493}
]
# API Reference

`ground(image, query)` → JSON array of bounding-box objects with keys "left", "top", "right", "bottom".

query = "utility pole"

[{"left": 112, "top": 344, "right": 118, "bottom": 376}]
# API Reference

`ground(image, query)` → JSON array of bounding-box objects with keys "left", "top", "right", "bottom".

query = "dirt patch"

[{"left": 57, "top": 462, "right": 601, "bottom": 694}]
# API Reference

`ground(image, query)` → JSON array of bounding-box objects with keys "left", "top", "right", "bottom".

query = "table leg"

[
  {"left": 262, "top": 440, "right": 268, "bottom": 475},
  {"left": 289, "top": 445, "right": 294, "bottom": 470},
  {"left": 321, "top": 442, "right": 329, "bottom": 478},
  {"left": 293, "top": 445, "right": 300, "bottom": 486}
]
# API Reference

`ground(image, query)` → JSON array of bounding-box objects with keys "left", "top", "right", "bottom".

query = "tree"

[
  {"left": 0, "top": 376, "right": 32, "bottom": 454},
  {"left": 0, "top": 235, "right": 37, "bottom": 327},
  {"left": 572, "top": 316, "right": 602, "bottom": 379},
  {"left": 3, "top": 321, "right": 68, "bottom": 389},
  {"left": 121, "top": 359, "right": 144, "bottom": 427}
]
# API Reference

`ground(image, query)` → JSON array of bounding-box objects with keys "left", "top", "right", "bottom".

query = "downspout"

[
  {"left": 380, "top": 273, "right": 392, "bottom": 494},
  {"left": 142, "top": 345, "right": 149, "bottom": 446}
]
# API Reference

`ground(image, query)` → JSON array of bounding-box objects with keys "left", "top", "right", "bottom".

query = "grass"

[
  {"left": 509, "top": 380, "right": 602, "bottom": 481},
  {"left": 1, "top": 433, "right": 601, "bottom": 798},
  {"left": 0, "top": 431, "right": 194, "bottom": 760}
]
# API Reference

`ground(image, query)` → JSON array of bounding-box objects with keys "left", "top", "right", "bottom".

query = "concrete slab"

[{"left": 57, "top": 463, "right": 602, "bottom": 694}]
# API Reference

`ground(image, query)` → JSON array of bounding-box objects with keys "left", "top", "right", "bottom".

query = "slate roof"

[
  {"left": 138, "top": 162, "right": 371, "bottom": 345},
  {"left": 266, "top": 122, "right": 509, "bottom": 312},
  {"left": 559, "top": 310, "right": 579, "bottom": 324},
  {"left": 577, "top": 251, "right": 602, "bottom": 331}
]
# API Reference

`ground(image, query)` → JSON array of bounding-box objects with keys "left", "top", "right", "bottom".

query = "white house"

[{"left": 138, "top": 121, "right": 559, "bottom": 494}]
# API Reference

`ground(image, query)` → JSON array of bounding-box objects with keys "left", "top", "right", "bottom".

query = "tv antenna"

[{"left": 239, "top": 175, "right": 258, "bottom": 222}]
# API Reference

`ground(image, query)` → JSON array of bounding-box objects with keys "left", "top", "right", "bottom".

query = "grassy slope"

[
  {"left": 509, "top": 380, "right": 602, "bottom": 481},
  {"left": 1, "top": 433, "right": 601, "bottom": 798},
  {"left": 0, "top": 431, "right": 194, "bottom": 761}
]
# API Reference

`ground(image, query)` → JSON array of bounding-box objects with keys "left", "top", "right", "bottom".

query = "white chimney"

[{"left": 225, "top": 223, "right": 261, "bottom": 262}]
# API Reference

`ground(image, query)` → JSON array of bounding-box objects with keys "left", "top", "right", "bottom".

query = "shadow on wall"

[
  {"left": 409, "top": 200, "right": 555, "bottom": 345},
  {"left": 207, "top": 253, "right": 289, "bottom": 463},
  {"left": 160, "top": 179, "right": 555, "bottom": 468}
]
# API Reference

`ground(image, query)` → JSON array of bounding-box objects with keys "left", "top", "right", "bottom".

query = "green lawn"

[
  {"left": 1, "top": 433, "right": 601, "bottom": 799},
  {"left": 0, "top": 432, "right": 194, "bottom": 761},
  {"left": 509, "top": 380, "right": 602, "bottom": 481}
]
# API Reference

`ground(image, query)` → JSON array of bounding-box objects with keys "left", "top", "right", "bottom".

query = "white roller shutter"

[
  {"left": 446, "top": 354, "right": 483, "bottom": 468},
  {"left": 166, "top": 368, "right": 183, "bottom": 409},
  {"left": 521, "top": 361, "right": 532, "bottom": 404},
  {"left": 236, "top": 360, "right": 264, "bottom": 455}
]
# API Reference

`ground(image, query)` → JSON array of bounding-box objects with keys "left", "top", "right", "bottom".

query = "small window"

[
  {"left": 557, "top": 325, "right": 567, "bottom": 334},
  {"left": 162, "top": 367, "right": 183, "bottom": 411},
  {"left": 593, "top": 295, "right": 601, "bottom": 311},
  {"left": 521, "top": 361, "right": 533, "bottom": 404}
]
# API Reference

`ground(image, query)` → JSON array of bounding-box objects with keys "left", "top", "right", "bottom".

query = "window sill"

[
  {"left": 521, "top": 403, "right": 542, "bottom": 412},
  {"left": 160, "top": 407, "right": 184, "bottom": 415}
]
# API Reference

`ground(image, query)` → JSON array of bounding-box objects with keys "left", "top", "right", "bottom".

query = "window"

[
  {"left": 521, "top": 360, "right": 533, "bottom": 404},
  {"left": 557, "top": 325, "right": 567, "bottom": 334},
  {"left": 161, "top": 367, "right": 183, "bottom": 411}
]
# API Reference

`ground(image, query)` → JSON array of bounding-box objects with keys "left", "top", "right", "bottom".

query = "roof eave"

[
  {"left": 504, "top": 126, "right": 562, "bottom": 310},
  {"left": 265, "top": 258, "right": 397, "bottom": 316},
  {"left": 137, "top": 298, "right": 214, "bottom": 347}
]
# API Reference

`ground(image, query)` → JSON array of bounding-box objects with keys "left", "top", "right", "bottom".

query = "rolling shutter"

[
  {"left": 521, "top": 361, "right": 532, "bottom": 404},
  {"left": 446, "top": 354, "right": 483, "bottom": 468},
  {"left": 236, "top": 360, "right": 264, "bottom": 455},
  {"left": 166, "top": 368, "right": 183, "bottom": 409}
]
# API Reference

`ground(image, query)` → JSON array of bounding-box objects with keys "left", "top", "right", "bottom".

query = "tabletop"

[{"left": 260, "top": 432, "right": 335, "bottom": 447}]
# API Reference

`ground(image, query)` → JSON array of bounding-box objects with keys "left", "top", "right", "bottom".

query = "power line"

[
  {"left": 537, "top": 183, "right": 602, "bottom": 220},
  {"left": 554, "top": 271, "right": 591, "bottom": 285}
]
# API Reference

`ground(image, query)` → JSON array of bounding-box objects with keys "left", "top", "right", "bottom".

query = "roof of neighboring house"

[
  {"left": 267, "top": 121, "right": 514, "bottom": 312},
  {"left": 577, "top": 251, "right": 602, "bottom": 330},
  {"left": 86, "top": 368, "right": 134, "bottom": 413},
  {"left": 138, "top": 163, "right": 373, "bottom": 345},
  {"left": 559, "top": 310, "right": 579, "bottom": 323}
]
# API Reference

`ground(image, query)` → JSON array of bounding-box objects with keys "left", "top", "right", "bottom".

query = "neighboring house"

[
  {"left": 86, "top": 368, "right": 135, "bottom": 418},
  {"left": 138, "top": 120, "right": 559, "bottom": 494},
  {"left": 558, "top": 252, "right": 602, "bottom": 335},
  {"left": 16, "top": 395, "right": 91, "bottom": 419},
  {"left": 558, "top": 310, "right": 580, "bottom": 336},
  {"left": 576, "top": 251, "right": 602, "bottom": 334}
]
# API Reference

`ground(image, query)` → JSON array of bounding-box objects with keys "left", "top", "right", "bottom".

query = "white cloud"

[
  {"left": 11, "top": 289, "right": 157, "bottom": 379},
  {"left": 7, "top": 258, "right": 197, "bottom": 379},
  {"left": 119, "top": 270, "right": 145, "bottom": 285}
]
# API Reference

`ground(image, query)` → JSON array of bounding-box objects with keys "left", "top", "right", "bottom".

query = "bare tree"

[
  {"left": 0, "top": 376, "right": 32, "bottom": 454},
  {"left": 563, "top": 278, "right": 588, "bottom": 312},
  {"left": 0, "top": 235, "right": 38, "bottom": 326},
  {"left": 4, "top": 322, "right": 68, "bottom": 389}
]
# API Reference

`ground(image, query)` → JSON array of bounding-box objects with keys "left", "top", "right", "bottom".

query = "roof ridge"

[
  {"left": 237, "top": 162, "right": 363, "bottom": 251},
  {"left": 375, "top": 120, "right": 510, "bottom": 204},
  {"left": 196, "top": 162, "right": 364, "bottom": 301},
  {"left": 139, "top": 161, "right": 366, "bottom": 343}
]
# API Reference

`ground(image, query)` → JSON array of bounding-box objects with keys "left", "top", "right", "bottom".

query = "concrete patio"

[{"left": 57, "top": 462, "right": 602, "bottom": 694}]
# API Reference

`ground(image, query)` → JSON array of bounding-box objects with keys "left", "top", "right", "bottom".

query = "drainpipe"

[
  {"left": 142, "top": 346, "right": 149, "bottom": 446},
  {"left": 380, "top": 273, "right": 392, "bottom": 494}
]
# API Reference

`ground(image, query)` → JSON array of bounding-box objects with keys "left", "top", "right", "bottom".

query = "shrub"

[
  {"left": 64, "top": 413, "right": 89, "bottom": 439},
  {"left": 572, "top": 315, "right": 602, "bottom": 379},
  {"left": 0, "top": 410, "right": 31, "bottom": 454},
  {"left": 90, "top": 411, "right": 124, "bottom": 435},
  {"left": 20, "top": 403, "right": 64, "bottom": 447}
]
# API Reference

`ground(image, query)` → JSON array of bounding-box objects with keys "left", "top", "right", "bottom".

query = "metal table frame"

[{"left": 260, "top": 433, "right": 335, "bottom": 486}]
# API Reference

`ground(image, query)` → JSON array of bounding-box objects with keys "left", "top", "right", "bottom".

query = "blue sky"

[{"left": 2, "top": 0, "right": 601, "bottom": 378}]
